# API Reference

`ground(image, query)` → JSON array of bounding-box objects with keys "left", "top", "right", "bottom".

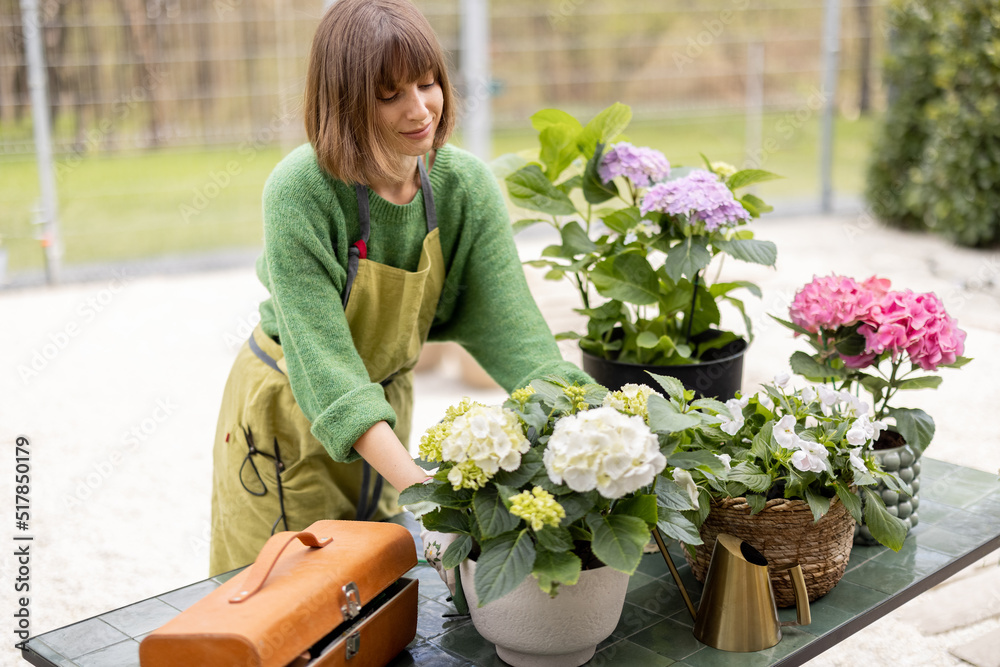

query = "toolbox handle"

[{"left": 229, "top": 530, "right": 333, "bottom": 603}]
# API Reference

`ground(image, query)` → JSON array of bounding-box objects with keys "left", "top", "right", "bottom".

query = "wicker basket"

[{"left": 684, "top": 496, "right": 856, "bottom": 607}]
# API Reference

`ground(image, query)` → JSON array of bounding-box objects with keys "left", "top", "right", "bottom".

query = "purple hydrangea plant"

[
  {"left": 599, "top": 142, "right": 671, "bottom": 188},
  {"left": 640, "top": 169, "right": 750, "bottom": 232}
]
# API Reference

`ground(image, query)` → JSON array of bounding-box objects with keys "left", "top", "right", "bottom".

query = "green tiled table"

[{"left": 20, "top": 459, "right": 1000, "bottom": 667}]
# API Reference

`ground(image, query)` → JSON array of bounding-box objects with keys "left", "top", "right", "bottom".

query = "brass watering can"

[{"left": 653, "top": 530, "right": 811, "bottom": 652}]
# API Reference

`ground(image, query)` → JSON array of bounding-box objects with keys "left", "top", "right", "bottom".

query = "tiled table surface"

[{"left": 21, "top": 458, "right": 1000, "bottom": 667}]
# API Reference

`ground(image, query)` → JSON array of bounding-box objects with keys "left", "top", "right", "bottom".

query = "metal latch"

[
  {"left": 345, "top": 632, "right": 360, "bottom": 660},
  {"left": 341, "top": 582, "right": 361, "bottom": 619}
]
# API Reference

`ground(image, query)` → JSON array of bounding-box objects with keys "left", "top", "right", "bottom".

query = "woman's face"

[{"left": 376, "top": 71, "right": 443, "bottom": 158}]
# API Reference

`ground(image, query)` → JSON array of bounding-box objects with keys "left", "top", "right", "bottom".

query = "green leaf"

[
  {"left": 862, "top": 488, "right": 907, "bottom": 551},
  {"left": 590, "top": 252, "right": 660, "bottom": 305},
  {"left": 804, "top": 488, "right": 832, "bottom": 522},
  {"left": 771, "top": 315, "right": 813, "bottom": 337},
  {"left": 558, "top": 220, "right": 598, "bottom": 257},
  {"left": 895, "top": 376, "right": 944, "bottom": 391},
  {"left": 474, "top": 486, "right": 522, "bottom": 539},
  {"left": 506, "top": 164, "right": 578, "bottom": 216},
  {"left": 531, "top": 108, "right": 584, "bottom": 134},
  {"left": 740, "top": 193, "right": 773, "bottom": 215},
  {"left": 709, "top": 280, "right": 763, "bottom": 299},
  {"left": 648, "top": 394, "right": 701, "bottom": 433},
  {"left": 860, "top": 374, "right": 891, "bottom": 394},
  {"left": 399, "top": 481, "right": 436, "bottom": 506},
  {"left": 556, "top": 175, "right": 583, "bottom": 196},
  {"left": 602, "top": 207, "right": 642, "bottom": 234},
  {"left": 474, "top": 531, "right": 537, "bottom": 606},
  {"left": 441, "top": 534, "right": 473, "bottom": 570},
  {"left": 727, "top": 169, "right": 783, "bottom": 190},
  {"left": 790, "top": 351, "right": 847, "bottom": 380},
  {"left": 834, "top": 331, "right": 867, "bottom": 357},
  {"left": 728, "top": 463, "right": 772, "bottom": 493},
  {"left": 421, "top": 507, "right": 471, "bottom": 534},
  {"left": 493, "top": 447, "right": 544, "bottom": 488},
  {"left": 745, "top": 494, "right": 767, "bottom": 514},
  {"left": 835, "top": 482, "right": 864, "bottom": 523},
  {"left": 656, "top": 508, "right": 703, "bottom": 544},
  {"left": 712, "top": 238, "right": 778, "bottom": 266},
  {"left": 559, "top": 492, "right": 599, "bottom": 526},
  {"left": 532, "top": 550, "right": 582, "bottom": 595},
  {"left": 664, "top": 236, "right": 712, "bottom": 282},
  {"left": 667, "top": 450, "right": 726, "bottom": 471},
  {"left": 577, "top": 103, "right": 632, "bottom": 155},
  {"left": 888, "top": 408, "right": 936, "bottom": 456},
  {"left": 656, "top": 481, "right": 699, "bottom": 511},
  {"left": 430, "top": 484, "right": 474, "bottom": 509},
  {"left": 539, "top": 124, "right": 580, "bottom": 181},
  {"left": 535, "top": 526, "right": 575, "bottom": 552},
  {"left": 490, "top": 153, "right": 529, "bottom": 180},
  {"left": 646, "top": 372, "right": 686, "bottom": 402},
  {"left": 636, "top": 331, "right": 660, "bottom": 349},
  {"left": 940, "top": 356, "right": 972, "bottom": 369},
  {"left": 613, "top": 494, "right": 659, "bottom": 526},
  {"left": 583, "top": 143, "right": 619, "bottom": 204},
  {"left": 586, "top": 513, "right": 650, "bottom": 574}
]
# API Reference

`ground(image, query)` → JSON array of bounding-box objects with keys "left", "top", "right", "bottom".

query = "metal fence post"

[
  {"left": 460, "top": 0, "right": 492, "bottom": 160},
  {"left": 820, "top": 0, "right": 841, "bottom": 213},
  {"left": 19, "top": 0, "right": 62, "bottom": 284}
]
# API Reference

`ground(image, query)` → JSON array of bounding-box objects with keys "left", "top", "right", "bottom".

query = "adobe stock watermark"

[
  {"left": 17, "top": 270, "right": 133, "bottom": 385},
  {"left": 672, "top": 0, "right": 752, "bottom": 72},
  {"left": 62, "top": 397, "right": 179, "bottom": 509},
  {"left": 178, "top": 110, "right": 297, "bottom": 224},
  {"left": 224, "top": 310, "right": 261, "bottom": 350},
  {"left": 547, "top": 0, "right": 586, "bottom": 28},
  {"left": 742, "top": 86, "right": 829, "bottom": 171}
]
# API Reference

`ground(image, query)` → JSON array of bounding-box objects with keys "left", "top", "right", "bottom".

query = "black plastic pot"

[{"left": 581, "top": 333, "right": 748, "bottom": 400}]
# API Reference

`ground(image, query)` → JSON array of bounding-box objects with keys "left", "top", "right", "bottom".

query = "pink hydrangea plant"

[
  {"left": 859, "top": 290, "right": 966, "bottom": 371},
  {"left": 789, "top": 274, "right": 884, "bottom": 334}
]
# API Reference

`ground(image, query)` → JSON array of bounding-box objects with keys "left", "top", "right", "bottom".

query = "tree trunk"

[{"left": 856, "top": 0, "right": 872, "bottom": 115}]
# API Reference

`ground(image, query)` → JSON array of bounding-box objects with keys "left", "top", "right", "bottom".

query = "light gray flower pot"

[
  {"left": 854, "top": 442, "right": 921, "bottom": 545},
  {"left": 459, "top": 559, "right": 629, "bottom": 667}
]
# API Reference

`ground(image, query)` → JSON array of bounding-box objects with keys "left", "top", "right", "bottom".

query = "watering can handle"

[{"left": 780, "top": 564, "right": 812, "bottom": 627}]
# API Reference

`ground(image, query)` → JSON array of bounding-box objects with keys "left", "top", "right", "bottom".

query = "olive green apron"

[{"left": 210, "top": 158, "right": 444, "bottom": 575}]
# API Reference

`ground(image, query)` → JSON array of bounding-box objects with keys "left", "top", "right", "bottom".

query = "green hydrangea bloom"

[{"left": 509, "top": 486, "right": 566, "bottom": 531}]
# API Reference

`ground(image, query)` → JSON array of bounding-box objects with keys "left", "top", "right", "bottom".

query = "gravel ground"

[{"left": 1, "top": 212, "right": 998, "bottom": 666}]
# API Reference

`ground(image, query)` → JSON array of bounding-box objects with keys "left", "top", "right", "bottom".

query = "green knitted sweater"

[{"left": 256, "top": 143, "right": 590, "bottom": 463}]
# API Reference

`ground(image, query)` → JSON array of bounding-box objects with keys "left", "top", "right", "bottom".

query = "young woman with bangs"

[{"left": 208, "top": 0, "right": 590, "bottom": 583}]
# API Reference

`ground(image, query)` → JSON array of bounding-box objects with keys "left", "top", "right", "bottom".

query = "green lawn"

[{"left": 0, "top": 113, "right": 878, "bottom": 273}]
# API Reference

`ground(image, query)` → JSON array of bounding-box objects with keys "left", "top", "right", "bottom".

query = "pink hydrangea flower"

[
  {"left": 860, "top": 290, "right": 966, "bottom": 370},
  {"left": 789, "top": 275, "right": 885, "bottom": 334}
]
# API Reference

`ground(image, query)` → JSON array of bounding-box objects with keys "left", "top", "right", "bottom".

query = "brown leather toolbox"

[{"left": 139, "top": 520, "right": 418, "bottom": 667}]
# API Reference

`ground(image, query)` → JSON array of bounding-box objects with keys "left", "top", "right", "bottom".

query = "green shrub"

[
  {"left": 864, "top": 0, "right": 941, "bottom": 231},
  {"left": 866, "top": 0, "right": 1000, "bottom": 246}
]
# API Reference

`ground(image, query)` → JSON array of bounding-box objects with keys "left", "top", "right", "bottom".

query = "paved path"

[{"left": 0, "top": 213, "right": 997, "bottom": 666}]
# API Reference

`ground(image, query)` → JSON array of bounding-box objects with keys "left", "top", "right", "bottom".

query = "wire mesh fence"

[{"left": 0, "top": 0, "right": 890, "bottom": 278}]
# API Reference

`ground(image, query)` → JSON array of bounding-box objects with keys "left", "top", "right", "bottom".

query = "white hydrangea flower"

[
  {"left": 544, "top": 406, "right": 665, "bottom": 499},
  {"left": 790, "top": 439, "right": 829, "bottom": 474},
  {"left": 624, "top": 230, "right": 639, "bottom": 245},
  {"left": 673, "top": 468, "right": 701, "bottom": 506},
  {"left": 441, "top": 404, "right": 530, "bottom": 481},
  {"left": 719, "top": 397, "right": 747, "bottom": 436},
  {"left": 774, "top": 415, "right": 799, "bottom": 449},
  {"left": 603, "top": 383, "right": 656, "bottom": 421}
]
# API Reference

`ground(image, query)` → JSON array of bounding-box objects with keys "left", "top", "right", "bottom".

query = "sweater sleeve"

[
  {"left": 429, "top": 155, "right": 593, "bottom": 391},
  {"left": 262, "top": 170, "right": 395, "bottom": 464}
]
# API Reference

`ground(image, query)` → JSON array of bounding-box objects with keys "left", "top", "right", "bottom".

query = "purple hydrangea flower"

[
  {"left": 599, "top": 143, "right": 671, "bottom": 188},
  {"left": 639, "top": 169, "right": 750, "bottom": 232}
]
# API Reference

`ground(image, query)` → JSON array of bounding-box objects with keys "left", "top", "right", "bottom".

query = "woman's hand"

[{"left": 352, "top": 420, "right": 428, "bottom": 491}]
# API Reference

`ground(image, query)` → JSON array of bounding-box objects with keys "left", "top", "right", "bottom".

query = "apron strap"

[
  {"left": 248, "top": 333, "right": 285, "bottom": 376},
  {"left": 418, "top": 156, "right": 437, "bottom": 233}
]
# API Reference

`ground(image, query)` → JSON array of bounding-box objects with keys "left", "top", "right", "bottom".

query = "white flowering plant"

[
  {"left": 400, "top": 375, "right": 714, "bottom": 605},
  {"left": 675, "top": 376, "right": 911, "bottom": 551},
  {"left": 496, "top": 102, "right": 781, "bottom": 366}
]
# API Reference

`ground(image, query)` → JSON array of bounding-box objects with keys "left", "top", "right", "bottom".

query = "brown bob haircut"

[{"left": 304, "top": 0, "right": 456, "bottom": 185}]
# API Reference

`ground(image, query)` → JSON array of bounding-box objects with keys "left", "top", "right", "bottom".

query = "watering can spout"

[{"left": 653, "top": 529, "right": 811, "bottom": 652}]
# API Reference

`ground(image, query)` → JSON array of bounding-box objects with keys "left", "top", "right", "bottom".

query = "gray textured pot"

[
  {"left": 459, "top": 559, "right": 629, "bottom": 667},
  {"left": 854, "top": 442, "right": 921, "bottom": 545}
]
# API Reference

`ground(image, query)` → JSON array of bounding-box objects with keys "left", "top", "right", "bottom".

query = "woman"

[{"left": 209, "top": 0, "right": 590, "bottom": 576}]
